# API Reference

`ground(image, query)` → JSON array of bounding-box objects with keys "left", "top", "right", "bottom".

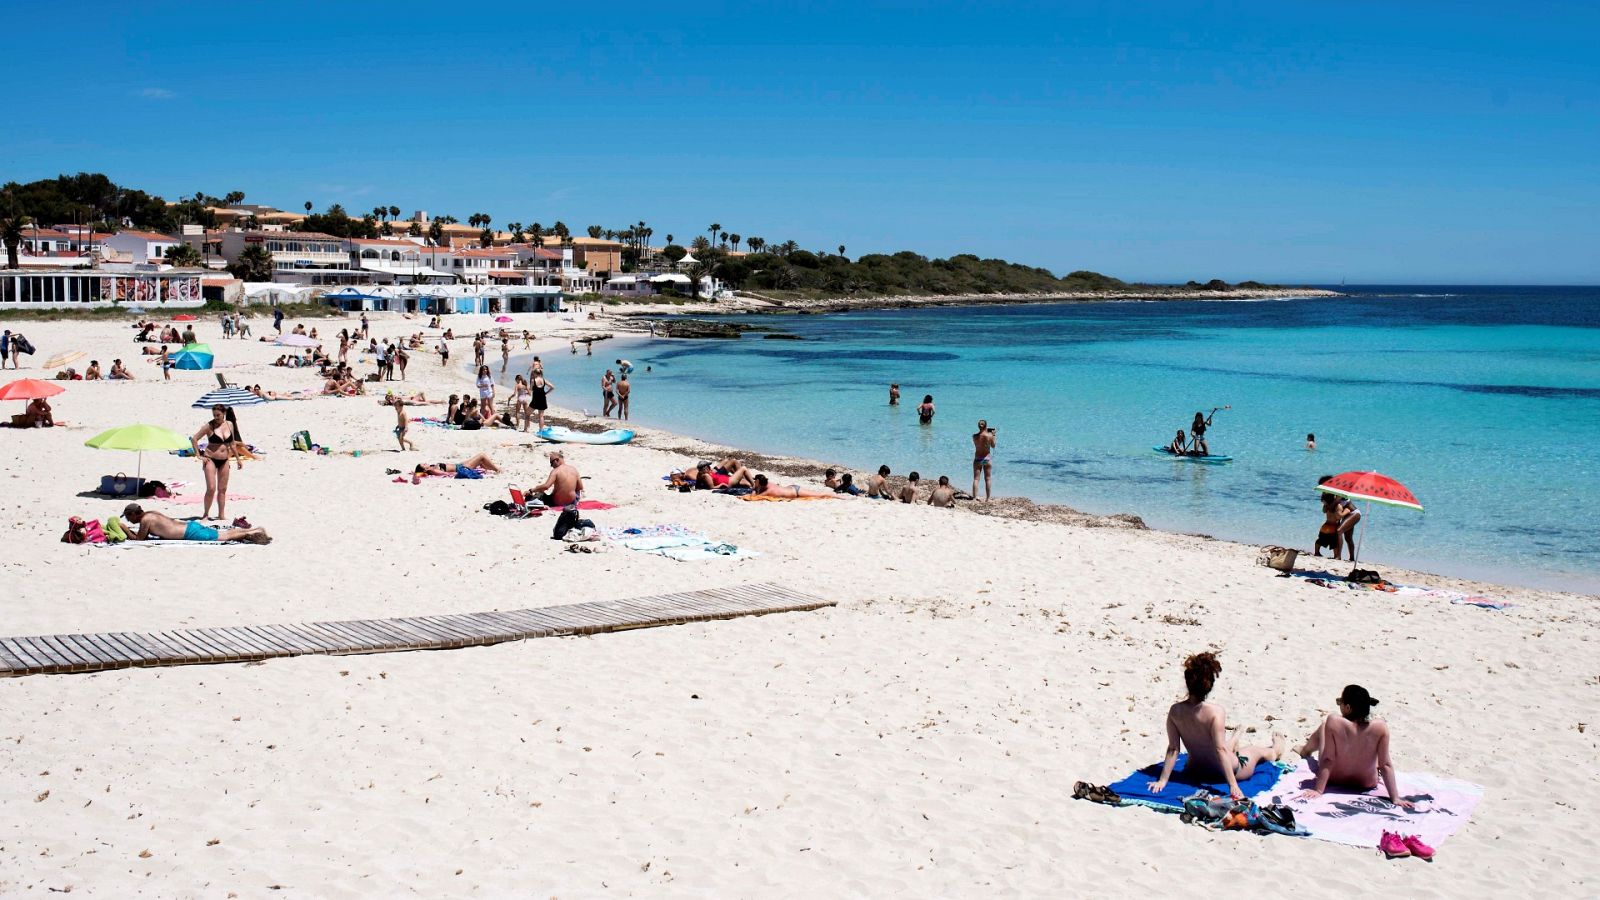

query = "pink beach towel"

[{"left": 1275, "top": 761, "right": 1483, "bottom": 849}]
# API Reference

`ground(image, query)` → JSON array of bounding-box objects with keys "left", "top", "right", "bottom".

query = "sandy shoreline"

[{"left": 1, "top": 311, "right": 1596, "bottom": 896}]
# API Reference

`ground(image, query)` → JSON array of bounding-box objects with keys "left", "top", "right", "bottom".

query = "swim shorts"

[{"left": 184, "top": 520, "right": 220, "bottom": 541}]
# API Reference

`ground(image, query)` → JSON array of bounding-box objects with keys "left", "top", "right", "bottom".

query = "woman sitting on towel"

[
  {"left": 1294, "top": 685, "right": 1412, "bottom": 808},
  {"left": 1149, "top": 651, "right": 1284, "bottom": 801},
  {"left": 752, "top": 474, "right": 834, "bottom": 499}
]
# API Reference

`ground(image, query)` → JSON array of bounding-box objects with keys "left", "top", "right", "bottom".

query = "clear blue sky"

[{"left": 5, "top": 2, "right": 1597, "bottom": 283}]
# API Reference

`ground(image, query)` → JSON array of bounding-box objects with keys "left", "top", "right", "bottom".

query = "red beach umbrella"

[
  {"left": 1316, "top": 471, "right": 1422, "bottom": 511},
  {"left": 1316, "top": 470, "right": 1422, "bottom": 564},
  {"left": 0, "top": 378, "right": 65, "bottom": 401}
]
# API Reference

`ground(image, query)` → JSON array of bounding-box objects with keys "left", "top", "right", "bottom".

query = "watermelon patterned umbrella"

[{"left": 1316, "top": 470, "right": 1423, "bottom": 563}]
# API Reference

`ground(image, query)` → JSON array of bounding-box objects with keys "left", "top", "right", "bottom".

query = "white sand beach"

[{"left": 1, "top": 312, "right": 1595, "bottom": 897}]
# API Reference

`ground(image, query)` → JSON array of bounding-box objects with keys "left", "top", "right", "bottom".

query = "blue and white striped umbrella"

[{"left": 191, "top": 387, "right": 266, "bottom": 409}]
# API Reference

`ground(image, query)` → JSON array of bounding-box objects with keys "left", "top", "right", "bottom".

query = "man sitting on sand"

[
  {"left": 1294, "top": 684, "right": 1414, "bottom": 808},
  {"left": 867, "top": 465, "right": 892, "bottom": 499},
  {"left": 121, "top": 504, "right": 270, "bottom": 544},
  {"left": 927, "top": 475, "right": 957, "bottom": 507},
  {"left": 23, "top": 397, "right": 54, "bottom": 428},
  {"left": 899, "top": 472, "right": 921, "bottom": 503},
  {"left": 527, "top": 450, "right": 582, "bottom": 507},
  {"left": 1149, "top": 651, "right": 1284, "bottom": 801}
]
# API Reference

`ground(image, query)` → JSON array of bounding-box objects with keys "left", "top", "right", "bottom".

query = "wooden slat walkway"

[{"left": 0, "top": 583, "right": 833, "bottom": 678}]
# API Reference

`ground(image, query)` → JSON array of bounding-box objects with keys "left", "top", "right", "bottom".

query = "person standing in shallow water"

[
  {"left": 972, "top": 419, "right": 996, "bottom": 500},
  {"left": 918, "top": 394, "right": 934, "bottom": 424},
  {"left": 889, "top": 383, "right": 900, "bottom": 405}
]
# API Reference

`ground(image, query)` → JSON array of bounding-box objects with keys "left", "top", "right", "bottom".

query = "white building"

[
  {"left": 216, "top": 230, "right": 362, "bottom": 285},
  {"left": 346, "top": 238, "right": 453, "bottom": 284},
  {"left": 103, "top": 230, "right": 182, "bottom": 265},
  {"left": 0, "top": 267, "right": 205, "bottom": 309}
]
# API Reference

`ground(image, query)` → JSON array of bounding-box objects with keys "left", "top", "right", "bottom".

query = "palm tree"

[
  {"left": 729, "top": 233, "right": 741, "bottom": 252},
  {"left": 746, "top": 237, "right": 764, "bottom": 254},
  {"left": 587, "top": 224, "right": 603, "bottom": 239},
  {"left": 838, "top": 245, "right": 846, "bottom": 258},
  {"left": 529, "top": 223, "right": 544, "bottom": 249},
  {"left": 1, "top": 212, "right": 31, "bottom": 269},
  {"left": 223, "top": 191, "right": 245, "bottom": 207},
  {"left": 708, "top": 223, "right": 720, "bottom": 245},
  {"left": 372, "top": 206, "right": 385, "bottom": 222},
  {"left": 389, "top": 205, "right": 401, "bottom": 221},
  {"left": 665, "top": 233, "right": 674, "bottom": 245},
  {"left": 304, "top": 201, "right": 313, "bottom": 213},
  {"left": 508, "top": 222, "right": 525, "bottom": 242},
  {"left": 164, "top": 243, "right": 203, "bottom": 267}
]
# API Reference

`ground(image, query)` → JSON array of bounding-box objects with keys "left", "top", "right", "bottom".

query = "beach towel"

[
  {"left": 741, "top": 493, "right": 835, "bottom": 502},
  {"left": 166, "top": 493, "right": 256, "bottom": 505},
  {"left": 93, "top": 539, "right": 260, "bottom": 548},
  {"left": 1270, "top": 761, "right": 1483, "bottom": 849},
  {"left": 577, "top": 500, "right": 615, "bottom": 511},
  {"left": 1108, "top": 754, "right": 1290, "bottom": 812},
  {"left": 1293, "top": 572, "right": 1508, "bottom": 610},
  {"left": 599, "top": 523, "right": 697, "bottom": 541}
]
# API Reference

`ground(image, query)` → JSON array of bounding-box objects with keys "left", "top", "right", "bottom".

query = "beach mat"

[
  {"left": 93, "top": 539, "right": 263, "bottom": 548},
  {"left": 1272, "top": 761, "right": 1483, "bottom": 849},
  {"left": 741, "top": 493, "right": 836, "bottom": 502},
  {"left": 1109, "top": 754, "right": 1288, "bottom": 811}
]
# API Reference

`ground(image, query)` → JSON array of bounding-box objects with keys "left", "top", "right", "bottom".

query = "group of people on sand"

[
  {"left": 135, "top": 322, "right": 195, "bottom": 345},
  {"left": 1153, "top": 652, "right": 1417, "bottom": 819},
  {"left": 823, "top": 465, "right": 961, "bottom": 506}
]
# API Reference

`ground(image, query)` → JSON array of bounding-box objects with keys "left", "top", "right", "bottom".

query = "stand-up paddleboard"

[
  {"left": 1152, "top": 446, "right": 1232, "bottom": 463},
  {"left": 538, "top": 426, "right": 635, "bottom": 445}
]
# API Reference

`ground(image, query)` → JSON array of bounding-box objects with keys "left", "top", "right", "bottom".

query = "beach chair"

[
  {"left": 215, "top": 372, "right": 236, "bottom": 389},
  {"left": 508, "top": 486, "right": 546, "bottom": 518}
]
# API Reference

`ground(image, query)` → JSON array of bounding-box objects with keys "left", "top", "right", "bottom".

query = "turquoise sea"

[{"left": 530, "top": 287, "right": 1600, "bottom": 592}]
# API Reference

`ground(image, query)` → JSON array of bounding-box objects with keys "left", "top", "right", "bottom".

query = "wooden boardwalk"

[{"left": 0, "top": 583, "right": 833, "bottom": 678}]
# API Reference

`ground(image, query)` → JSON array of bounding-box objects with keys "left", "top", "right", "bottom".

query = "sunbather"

[
  {"left": 22, "top": 397, "right": 53, "bottom": 428},
  {"left": 413, "top": 453, "right": 502, "bottom": 479},
  {"left": 121, "top": 504, "right": 270, "bottom": 543},
  {"left": 1149, "top": 651, "right": 1284, "bottom": 801},
  {"left": 753, "top": 474, "right": 834, "bottom": 498},
  {"left": 527, "top": 450, "right": 582, "bottom": 506},
  {"left": 1294, "top": 685, "right": 1413, "bottom": 808}
]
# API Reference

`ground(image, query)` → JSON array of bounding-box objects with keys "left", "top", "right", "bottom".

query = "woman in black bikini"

[
  {"left": 918, "top": 394, "right": 935, "bottom": 425},
  {"left": 192, "top": 404, "right": 242, "bottom": 521}
]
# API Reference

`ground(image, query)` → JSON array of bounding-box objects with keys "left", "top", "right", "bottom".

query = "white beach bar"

[{"left": 0, "top": 267, "right": 207, "bottom": 310}]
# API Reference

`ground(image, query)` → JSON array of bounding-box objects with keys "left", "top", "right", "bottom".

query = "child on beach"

[
  {"left": 386, "top": 394, "right": 418, "bottom": 452},
  {"left": 899, "top": 472, "right": 920, "bottom": 503},
  {"left": 927, "top": 475, "right": 956, "bottom": 507}
]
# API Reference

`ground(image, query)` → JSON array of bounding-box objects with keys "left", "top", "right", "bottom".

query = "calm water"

[{"left": 531, "top": 287, "right": 1600, "bottom": 592}]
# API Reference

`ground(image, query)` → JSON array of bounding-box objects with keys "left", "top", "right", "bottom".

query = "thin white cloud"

[{"left": 139, "top": 87, "right": 176, "bottom": 100}]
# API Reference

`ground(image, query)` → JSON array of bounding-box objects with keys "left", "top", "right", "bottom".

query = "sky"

[{"left": 4, "top": 1, "right": 1597, "bottom": 284}]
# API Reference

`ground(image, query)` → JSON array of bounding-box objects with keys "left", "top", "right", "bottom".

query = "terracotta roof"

[
  {"left": 349, "top": 238, "right": 424, "bottom": 247},
  {"left": 112, "top": 230, "right": 177, "bottom": 241},
  {"left": 452, "top": 248, "right": 516, "bottom": 258}
]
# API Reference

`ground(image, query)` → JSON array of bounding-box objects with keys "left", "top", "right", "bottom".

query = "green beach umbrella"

[{"left": 85, "top": 423, "right": 190, "bottom": 486}]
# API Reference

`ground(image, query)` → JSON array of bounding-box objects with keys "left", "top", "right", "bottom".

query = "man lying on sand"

[
  {"left": 753, "top": 474, "right": 835, "bottom": 498},
  {"left": 121, "top": 504, "right": 271, "bottom": 544},
  {"left": 1149, "top": 652, "right": 1283, "bottom": 801},
  {"left": 527, "top": 451, "right": 582, "bottom": 506}
]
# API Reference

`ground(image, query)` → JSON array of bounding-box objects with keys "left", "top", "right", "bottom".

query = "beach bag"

[
  {"left": 291, "top": 430, "right": 313, "bottom": 451},
  {"left": 99, "top": 473, "right": 142, "bottom": 497},
  {"left": 1347, "top": 568, "right": 1383, "bottom": 584},
  {"left": 552, "top": 508, "right": 583, "bottom": 540},
  {"left": 15, "top": 335, "right": 34, "bottom": 355},
  {"left": 1257, "top": 545, "right": 1298, "bottom": 574},
  {"left": 484, "top": 500, "right": 511, "bottom": 516},
  {"left": 62, "top": 517, "right": 87, "bottom": 544},
  {"left": 83, "top": 519, "right": 106, "bottom": 544}
]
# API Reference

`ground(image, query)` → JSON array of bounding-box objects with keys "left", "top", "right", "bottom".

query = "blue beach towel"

[{"left": 1109, "top": 754, "right": 1288, "bottom": 811}]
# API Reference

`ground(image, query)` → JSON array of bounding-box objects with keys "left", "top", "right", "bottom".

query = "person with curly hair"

[{"left": 1149, "top": 651, "right": 1284, "bottom": 801}]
